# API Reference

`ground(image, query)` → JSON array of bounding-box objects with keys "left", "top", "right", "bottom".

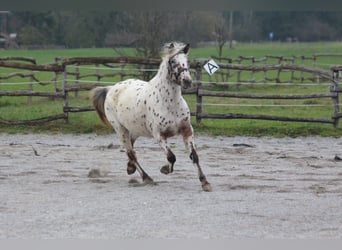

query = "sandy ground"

[{"left": 0, "top": 133, "right": 342, "bottom": 239}]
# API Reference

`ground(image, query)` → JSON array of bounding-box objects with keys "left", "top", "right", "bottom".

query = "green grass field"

[{"left": 1, "top": 42, "right": 342, "bottom": 137}]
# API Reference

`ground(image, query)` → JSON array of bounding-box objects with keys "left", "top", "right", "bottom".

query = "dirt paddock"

[{"left": 0, "top": 133, "right": 342, "bottom": 239}]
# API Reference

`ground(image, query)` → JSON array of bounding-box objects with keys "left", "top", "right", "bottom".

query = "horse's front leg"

[
  {"left": 157, "top": 136, "right": 176, "bottom": 175},
  {"left": 183, "top": 134, "right": 212, "bottom": 192}
]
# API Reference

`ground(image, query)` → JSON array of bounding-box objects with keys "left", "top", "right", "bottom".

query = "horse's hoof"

[
  {"left": 160, "top": 165, "right": 170, "bottom": 175},
  {"left": 202, "top": 182, "right": 212, "bottom": 192},
  {"left": 143, "top": 176, "right": 156, "bottom": 185},
  {"left": 127, "top": 165, "right": 136, "bottom": 175}
]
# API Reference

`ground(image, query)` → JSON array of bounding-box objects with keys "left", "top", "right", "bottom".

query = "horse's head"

[{"left": 166, "top": 43, "right": 192, "bottom": 89}]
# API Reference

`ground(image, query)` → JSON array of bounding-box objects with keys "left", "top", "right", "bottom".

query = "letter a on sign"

[{"left": 204, "top": 59, "right": 219, "bottom": 75}]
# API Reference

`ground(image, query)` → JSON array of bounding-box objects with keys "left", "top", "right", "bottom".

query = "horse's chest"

[{"left": 147, "top": 100, "right": 190, "bottom": 138}]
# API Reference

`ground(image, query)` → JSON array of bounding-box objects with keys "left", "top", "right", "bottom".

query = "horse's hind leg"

[
  {"left": 118, "top": 127, "right": 154, "bottom": 184},
  {"left": 126, "top": 150, "right": 154, "bottom": 183},
  {"left": 126, "top": 138, "right": 137, "bottom": 175}
]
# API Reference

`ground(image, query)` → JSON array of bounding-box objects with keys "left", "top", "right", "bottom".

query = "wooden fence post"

[
  {"left": 53, "top": 57, "right": 58, "bottom": 100},
  {"left": 195, "top": 62, "right": 202, "bottom": 126},
  {"left": 96, "top": 63, "right": 100, "bottom": 84},
  {"left": 331, "top": 69, "right": 340, "bottom": 128},
  {"left": 75, "top": 63, "right": 79, "bottom": 98},
  {"left": 62, "top": 66, "right": 69, "bottom": 123},
  {"left": 27, "top": 72, "right": 33, "bottom": 105}
]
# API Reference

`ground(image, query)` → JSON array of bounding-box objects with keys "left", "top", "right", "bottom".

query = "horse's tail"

[{"left": 90, "top": 87, "right": 112, "bottom": 127}]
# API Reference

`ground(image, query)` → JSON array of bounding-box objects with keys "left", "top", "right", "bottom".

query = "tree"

[
  {"left": 13, "top": 11, "right": 58, "bottom": 46},
  {"left": 5, "top": 11, "right": 342, "bottom": 49},
  {"left": 63, "top": 11, "right": 115, "bottom": 48},
  {"left": 129, "top": 12, "right": 174, "bottom": 58},
  {"left": 213, "top": 12, "right": 230, "bottom": 57}
]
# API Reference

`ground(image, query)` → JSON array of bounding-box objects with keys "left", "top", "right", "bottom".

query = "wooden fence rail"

[
  {"left": 212, "top": 53, "right": 342, "bottom": 66},
  {"left": 0, "top": 55, "right": 341, "bottom": 128}
]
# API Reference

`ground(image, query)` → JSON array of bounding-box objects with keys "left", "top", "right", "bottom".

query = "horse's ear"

[{"left": 183, "top": 43, "right": 190, "bottom": 54}]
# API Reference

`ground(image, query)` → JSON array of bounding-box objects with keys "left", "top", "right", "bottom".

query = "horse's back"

[
  {"left": 107, "top": 78, "right": 144, "bottom": 97},
  {"left": 105, "top": 79, "right": 151, "bottom": 137}
]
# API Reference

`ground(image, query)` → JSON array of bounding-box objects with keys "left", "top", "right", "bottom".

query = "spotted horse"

[{"left": 90, "top": 42, "right": 212, "bottom": 192}]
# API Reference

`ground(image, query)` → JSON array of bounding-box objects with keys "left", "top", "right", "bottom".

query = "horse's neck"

[{"left": 150, "top": 61, "right": 182, "bottom": 99}]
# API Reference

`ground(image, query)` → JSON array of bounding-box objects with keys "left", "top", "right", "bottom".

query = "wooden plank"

[
  {"left": 0, "top": 56, "right": 36, "bottom": 64},
  {"left": 62, "top": 56, "right": 161, "bottom": 66},
  {"left": 198, "top": 89, "right": 335, "bottom": 99},
  {"left": 0, "top": 61, "right": 64, "bottom": 72},
  {"left": 334, "top": 112, "right": 342, "bottom": 118},
  {"left": 63, "top": 84, "right": 99, "bottom": 92},
  {"left": 63, "top": 106, "right": 94, "bottom": 113},
  {"left": 0, "top": 90, "right": 64, "bottom": 97},
  {"left": 331, "top": 65, "right": 342, "bottom": 71},
  {"left": 331, "top": 87, "right": 342, "bottom": 92},
  {"left": 197, "top": 113, "right": 334, "bottom": 124},
  {"left": 0, "top": 72, "right": 33, "bottom": 80},
  {"left": 0, "top": 114, "right": 67, "bottom": 125}
]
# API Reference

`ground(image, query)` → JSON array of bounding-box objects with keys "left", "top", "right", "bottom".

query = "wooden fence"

[
  {"left": 0, "top": 55, "right": 341, "bottom": 128},
  {"left": 0, "top": 56, "right": 65, "bottom": 124},
  {"left": 193, "top": 62, "right": 341, "bottom": 127}
]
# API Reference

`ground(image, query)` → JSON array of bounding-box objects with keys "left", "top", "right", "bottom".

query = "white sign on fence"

[{"left": 204, "top": 59, "right": 219, "bottom": 75}]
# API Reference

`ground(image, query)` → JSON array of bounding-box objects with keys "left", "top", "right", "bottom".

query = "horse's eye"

[{"left": 171, "top": 59, "right": 175, "bottom": 64}]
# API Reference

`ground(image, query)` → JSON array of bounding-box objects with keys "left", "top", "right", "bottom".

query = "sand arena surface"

[{"left": 1, "top": 133, "right": 342, "bottom": 238}]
